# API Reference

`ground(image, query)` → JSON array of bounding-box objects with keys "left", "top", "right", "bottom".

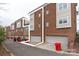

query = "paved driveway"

[{"left": 3, "top": 39, "right": 75, "bottom": 56}]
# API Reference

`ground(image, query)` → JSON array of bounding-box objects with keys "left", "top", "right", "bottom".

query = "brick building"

[
  {"left": 29, "top": 3, "right": 77, "bottom": 51},
  {"left": 5, "top": 26, "right": 11, "bottom": 39},
  {"left": 15, "top": 17, "right": 29, "bottom": 40},
  {"left": 6, "top": 17, "right": 29, "bottom": 40}
]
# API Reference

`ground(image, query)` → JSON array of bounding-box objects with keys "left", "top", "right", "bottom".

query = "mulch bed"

[{"left": 0, "top": 45, "right": 10, "bottom": 56}]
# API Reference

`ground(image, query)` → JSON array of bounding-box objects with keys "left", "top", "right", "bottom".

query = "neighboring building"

[
  {"left": 10, "top": 23, "right": 15, "bottom": 39},
  {"left": 5, "top": 26, "right": 11, "bottom": 39},
  {"left": 15, "top": 17, "right": 29, "bottom": 40},
  {"left": 29, "top": 3, "right": 77, "bottom": 51},
  {"left": 5, "top": 17, "right": 29, "bottom": 40}
]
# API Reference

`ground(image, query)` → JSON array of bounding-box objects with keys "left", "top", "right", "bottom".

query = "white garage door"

[
  {"left": 46, "top": 36, "right": 68, "bottom": 50},
  {"left": 31, "top": 36, "right": 41, "bottom": 42}
]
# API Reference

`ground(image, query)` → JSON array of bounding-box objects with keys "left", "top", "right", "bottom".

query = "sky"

[
  {"left": 0, "top": 0, "right": 79, "bottom": 30},
  {"left": 0, "top": 0, "right": 51, "bottom": 26}
]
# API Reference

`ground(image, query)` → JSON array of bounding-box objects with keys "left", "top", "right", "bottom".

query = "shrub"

[{"left": 0, "top": 26, "right": 5, "bottom": 45}]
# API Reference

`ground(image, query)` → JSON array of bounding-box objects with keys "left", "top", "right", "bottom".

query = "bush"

[
  {"left": 0, "top": 39, "right": 4, "bottom": 45},
  {"left": 0, "top": 26, "right": 5, "bottom": 45}
]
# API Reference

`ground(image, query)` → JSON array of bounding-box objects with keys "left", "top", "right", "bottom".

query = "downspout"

[
  {"left": 28, "top": 24, "right": 30, "bottom": 42},
  {"left": 35, "top": 7, "right": 45, "bottom": 46}
]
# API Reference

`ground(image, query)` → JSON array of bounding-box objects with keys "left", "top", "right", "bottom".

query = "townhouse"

[
  {"left": 5, "top": 26, "right": 11, "bottom": 39},
  {"left": 6, "top": 17, "right": 29, "bottom": 40},
  {"left": 29, "top": 3, "right": 77, "bottom": 50},
  {"left": 10, "top": 23, "right": 15, "bottom": 39},
  {"left": 15, "top": 17, "right": 29, "bottom": 40}
]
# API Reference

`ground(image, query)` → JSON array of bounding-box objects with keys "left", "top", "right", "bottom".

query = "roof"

[{"left": 28, "top": 3, "right": 49, "bottom": 14}]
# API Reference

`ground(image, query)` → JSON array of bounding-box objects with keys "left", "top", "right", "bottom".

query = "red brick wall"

[
  {"left": 30, "top": 3, "right": 77, "bottom": 49},
  {"left": 30, "top": 9, "right": 42, "bottom": 36}
]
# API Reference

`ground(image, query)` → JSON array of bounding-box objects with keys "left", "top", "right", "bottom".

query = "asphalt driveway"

[{"left": 3, "top": 39, "right": 75, "bottom": 56}]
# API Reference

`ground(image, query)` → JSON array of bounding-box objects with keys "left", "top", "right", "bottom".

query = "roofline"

[
  {"left": 14, "top": 17, "right": 27, "bottom": 23},
  {"left": 11, "top": 17, "right": 29, "bottom": 25},
  {"left": 28, "top": 3, "right": 49, "bottom": 14}
]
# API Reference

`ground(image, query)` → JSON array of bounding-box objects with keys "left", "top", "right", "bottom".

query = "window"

[
  {"left": 11, "top": 24, "right": 15, "bottom": 30},
  {"left": 58, "top": 3, "right": 68, "bottom": 11},
  {"left": 63, "top": 3, "right": 67, "bottom": 9},
  {"left": 59, "top": 20, "right": 62, "bottom": 24},
  {"left": 59, "top": 17, "right": 67, "bottom": 24},
  {"left": 30, "top": 25, "right": 33, "bottom": 29},
  {"left": 56, "top": 3, "right": 71, "bottom": 28},
  {"left": 56, "top": 16, "right": 71, "bottom": 28},
  {"left": 30, "top": 13, "right": 34, "bottom": 31},
  {"left": 16, "top": 21, "right": 21, "bottom": 28},
  {"left": 38, "top": 24, "right": 40, "bottom": 28},
  {"left": 46, "top": 10, "right": 49, "bottom": 15},
  {"left": 30, "top": 14, "right": 34, "bottom": 20},
  {"left": 63, "top": 20, "right": 67, "bottom": 23},
  {"left": 63, "top": 17, "right": 68, "bottom": 24},
  {"left": 46, "top": 22, "right": 49, "bottom": 27},
  {"left": 38, "top": 13, "right": 41, "bottom": 17},
  {"left": 59, "top": 3, "right": 62, "bottom": 11}
]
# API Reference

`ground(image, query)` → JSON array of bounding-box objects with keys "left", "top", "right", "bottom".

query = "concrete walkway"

[
  {"left": 3, "top": 39, "right": 78, "bottom": 56},
  {"left": 20, "top": 41, "right": 79, "bottom": 56}
]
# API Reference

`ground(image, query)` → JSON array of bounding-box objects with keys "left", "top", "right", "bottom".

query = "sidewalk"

[{"left": 19, "top": 41, "right": 79, "bottom": 56}]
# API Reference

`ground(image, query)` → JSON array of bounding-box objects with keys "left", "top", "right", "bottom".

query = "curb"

[
  {"left": 2, "top": 44, "right": 15, "bottom": 56},
  {"left": 19, "top": 42, "right": 79, "bottom": 56}
]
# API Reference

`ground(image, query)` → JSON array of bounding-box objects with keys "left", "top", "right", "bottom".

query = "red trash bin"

[{"left": 55, "top": 42, "right": 62, "bottom": 51}]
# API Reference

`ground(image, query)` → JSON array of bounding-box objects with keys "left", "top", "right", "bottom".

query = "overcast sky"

[
  {"left": 0, "top": 0, "right": 79, "bottom": 30},
  {"left": 0, "top": 0, "right": 51, "bottom": 26}
]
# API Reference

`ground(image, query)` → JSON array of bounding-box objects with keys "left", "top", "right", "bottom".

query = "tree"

[{"left": 0, "top": 26, "right": 5, "bottom": 45}]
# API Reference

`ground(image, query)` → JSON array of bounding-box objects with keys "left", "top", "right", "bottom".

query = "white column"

[
  {"left": 42, "top": 7, "right": 44, "bottom": 42},
  {"left": 28, "top": 25, "right": 30, "bottom": 41}
]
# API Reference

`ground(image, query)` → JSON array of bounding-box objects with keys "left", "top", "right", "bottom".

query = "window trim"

[
  {"left": 16, "top": 21, "right": 21, "bottom": 28},
  {"left": 30, "top": 13, "right": 34, "bottom": 31},
  {"left": 58, "top": 3, "right": 68, "bottom": 11}
]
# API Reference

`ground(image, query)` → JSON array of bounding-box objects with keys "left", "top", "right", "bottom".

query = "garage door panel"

[
  {"left": 46, "top": 36, "right": 68, "bottom": 50},
  {"left": 31, "top": 36, "right": 41, "bottom": 42}
]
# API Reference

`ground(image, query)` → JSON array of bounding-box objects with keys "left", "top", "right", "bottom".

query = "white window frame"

[
  {"left": 11, "top": 24, "right": 15, "bottom": 30},
  {"left": 30, "top": 13, "right": 34, "bottom": 31},
  {"left": 58, "top": 3, "right": 68, "bottom": 11},
  {"left": 22, "top": 18, "right": 25, "bottom": 27},
  {"left": 56, "top": 3, "right": 71, "bottom": 28},
  {"left": 56, "top": 16, "right": 71, "bottom": 28},
  {"left": 59, "top": 3, "right": 62, "bottom": 11},
  {"left": 16, "top": 21, "right": 21, "bottom": 28},
  {"left": 63, "top": 3, "right": 68, "bottom": 10},
  {"left": 63, "top": 17, "right": 67, "bottom": 24}
]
